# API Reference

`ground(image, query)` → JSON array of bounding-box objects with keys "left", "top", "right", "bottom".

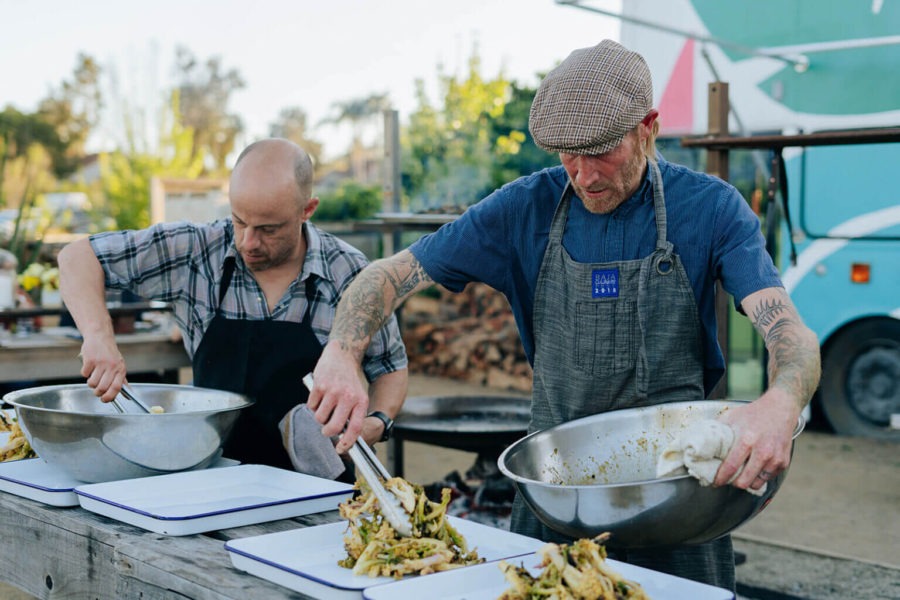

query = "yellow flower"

[
  {"left": 18, "top": 263, "right": 58, "bottom": 292},
  {"left": 18, "top": 274, "right": 41, "bottom": 292}
]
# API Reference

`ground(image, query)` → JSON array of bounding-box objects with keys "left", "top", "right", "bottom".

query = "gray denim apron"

[{"left": 509, "top": 160, "right": 735, "bottom": 591}]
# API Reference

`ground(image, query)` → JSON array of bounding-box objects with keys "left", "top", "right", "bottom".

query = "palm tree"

[{"left": 320, "top": 94, "right": 392, "bottom": 181}]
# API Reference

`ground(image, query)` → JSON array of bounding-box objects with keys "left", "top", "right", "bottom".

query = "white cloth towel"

[
  {"left": 656, "top": 419, "right": 766, "bottom": 496},
  {"left": 278, "top": 404, "right": 345, "bottom": 480}
]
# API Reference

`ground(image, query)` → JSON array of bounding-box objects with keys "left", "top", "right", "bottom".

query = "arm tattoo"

[
  {"left": 750, "top": 293, "right": 821, "bottom": 408},
  {"left": 380, "top": 253, "right": 433, "bottom": 300},
  {"left": 751, "top": 299, "right": 791, "bottom": 328},
  {"left": 331, "top": 252, "right": 433, "bottom": 360}
]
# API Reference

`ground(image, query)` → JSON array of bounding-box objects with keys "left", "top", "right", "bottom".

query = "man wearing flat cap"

[{"left": 308, "top": 40, "right": 820, "bottom": 590}]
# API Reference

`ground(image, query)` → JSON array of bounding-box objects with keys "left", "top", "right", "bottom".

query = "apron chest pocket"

[{"left": 574, "top": 299, "right": 638, "bottom": 375}]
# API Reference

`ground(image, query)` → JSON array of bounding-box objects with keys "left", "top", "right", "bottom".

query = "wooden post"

[
  {"left": 706, "top": 82, "right": 730, "bottom": 179},
  {"left": 382, "top": 109, "right": 402, "bottom": 472},
  {"left": 382, "top": 109, "right": 402, "bottom": 257},
  {"left": 708, "top": 82, "right": 730, "bottom": 400}
]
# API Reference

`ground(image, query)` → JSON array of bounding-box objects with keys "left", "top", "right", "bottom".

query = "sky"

[{"left": 1, "top": 0, "right": 622, "bottom": 160}]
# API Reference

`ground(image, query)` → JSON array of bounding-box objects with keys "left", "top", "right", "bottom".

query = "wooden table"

[
  {"left": 0, "top": 327, "right": 190, "bottom": 385},
  {"left": 0, "top": 490, "right": 336, "bottom": 599}
]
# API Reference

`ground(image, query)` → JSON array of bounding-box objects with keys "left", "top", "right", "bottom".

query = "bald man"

[{"left": 58, "top": 139, "right": 408, "bottom": 475}]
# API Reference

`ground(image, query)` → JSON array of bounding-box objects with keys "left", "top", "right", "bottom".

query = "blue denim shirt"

[{"left": 410, "top": 157, "right": 782, "bottom": 395}]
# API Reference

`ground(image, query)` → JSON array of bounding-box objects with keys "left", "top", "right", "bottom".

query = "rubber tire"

[{"left": 819, "top": 318, "right": 900, "bottom": 440}]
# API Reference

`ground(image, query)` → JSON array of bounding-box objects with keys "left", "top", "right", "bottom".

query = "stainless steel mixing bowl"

[
  {"left": 4, "top": 383, "right": 254, "bottom": 483},
  {"left": 497, "top": 400, "right": 804, "bottom": 548}
]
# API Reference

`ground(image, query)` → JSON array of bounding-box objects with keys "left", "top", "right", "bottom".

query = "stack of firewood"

[{"left": 400, "top": 283, "right": 534, "bottom": 393}]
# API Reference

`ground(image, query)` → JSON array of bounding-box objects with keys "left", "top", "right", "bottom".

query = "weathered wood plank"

[
  {"left": 111, "top": 512, "right": 342, "bottom": 599},
  {"left": 0, "top": 492, "right": 346, "bottom": 599},
  {"left": 0, "top": 494, "right": 121, "bottom": 598}
]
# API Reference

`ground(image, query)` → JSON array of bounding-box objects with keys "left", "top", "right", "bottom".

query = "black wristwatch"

[{"left": 367, "top": 411, "right": 394, "bottom": 442}]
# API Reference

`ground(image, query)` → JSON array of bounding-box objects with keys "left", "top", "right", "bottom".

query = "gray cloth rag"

[
  {"left": 656, "top": 419, "right": 766, "bottom": 496},
  {"left": 278, "top": 404, "right": 345, "bottom": 480}
]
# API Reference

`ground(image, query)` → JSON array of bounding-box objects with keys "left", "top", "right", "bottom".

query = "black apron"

[
  {"left": 193, "top": 257, "right": 332, "bottom": 472},
  {"left": 510, "top": 161, "right": 735, "bottom": 591}
]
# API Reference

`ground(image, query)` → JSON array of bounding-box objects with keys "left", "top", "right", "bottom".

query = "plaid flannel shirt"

[{"left": 89, "top": 219, "right": 407, "bottom": 381}]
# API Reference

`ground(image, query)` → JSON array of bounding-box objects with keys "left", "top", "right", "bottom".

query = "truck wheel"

[{"left": 819, "top": 318, "right": 900, "bottom": 439}]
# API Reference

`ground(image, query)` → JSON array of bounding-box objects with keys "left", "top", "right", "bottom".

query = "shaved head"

[
  {"left": 229, "top": 138, "right": 319, "bottom": 273},
  {"left": 233, "top": 138, "right": 314, "bottom": 206}
]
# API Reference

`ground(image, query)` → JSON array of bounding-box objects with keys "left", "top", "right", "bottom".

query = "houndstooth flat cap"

[{"left": 529, "top": 39, "right": 653, "bottom": 156}]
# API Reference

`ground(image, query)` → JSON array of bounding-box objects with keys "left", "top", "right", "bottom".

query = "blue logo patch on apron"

[{"left": 591, "top": 268, "right": 619, "bottom": 298}]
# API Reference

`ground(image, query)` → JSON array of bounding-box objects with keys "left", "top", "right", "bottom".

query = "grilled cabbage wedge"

[
  {"left": 338, "top": 476, "right": 484, "bottom": 578},
  {"left": 498, "top": 533, "right": 649, "bottom": 600}
]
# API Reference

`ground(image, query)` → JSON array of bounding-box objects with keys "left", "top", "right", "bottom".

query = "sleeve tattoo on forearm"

[
  {"left": 382, "top": 254, "right": 432, "bottom": 300},
  {"left": 751, "top": 296, "right": 819, "bottom": 402},
  {"left": 334, "top": 254, "right": 433, "bottom": 349}
]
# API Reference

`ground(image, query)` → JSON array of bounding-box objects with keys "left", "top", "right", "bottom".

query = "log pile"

[{"left": 400, "top": 283, "right": 533, "bottom": 393}]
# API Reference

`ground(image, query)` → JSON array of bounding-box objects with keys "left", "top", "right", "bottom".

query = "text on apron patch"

[{"left": 591, "top": 268, "right": 619, "bottom": 298}]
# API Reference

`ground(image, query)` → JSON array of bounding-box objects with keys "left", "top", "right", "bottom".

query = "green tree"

[
  {"left": 316, "top": 179, "right": 381, "bottom": 221},
  {"left": 36, "top": 53, "right": 102, "bottom": 176},
  {"left": 320, "top": 94, "right": 391, "bottom": 180},
  {"left": 99, "top": 93, "right": 205, "bottom": 230},
  {"left": 0, "top": 108, "right": 66, "bottom": 206},
  {"left": 0, "top": 55, "right": 101, "bottom": 267},
  {"left": 486, "top": 80, "right": 558, "bottom": 189},
  {"left": 401, "top": 50, "right": 518, "bottom": 211},
  {"left": 174, "top": 46, "right": 245, "bottom": 174},
  {"left": 0, "top": 52, "right": 98, "bottom": 210},
  {"left": 0, "top": 108, "right": 75, "bottom": 266},
  {"left": 314, "top": 180, "right": 381, "bottom": 221}
]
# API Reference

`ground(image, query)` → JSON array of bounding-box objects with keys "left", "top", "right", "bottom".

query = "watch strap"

[{"left": 367, "top": 410, "right": 393, "bottom": 442}]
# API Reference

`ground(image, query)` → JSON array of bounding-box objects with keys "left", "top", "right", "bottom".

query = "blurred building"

[{"left": 150, "top": 177, "right": 229, "bottom": 224}]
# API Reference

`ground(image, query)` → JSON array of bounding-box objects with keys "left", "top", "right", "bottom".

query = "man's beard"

[
  {"left": 576, "top": 150, "right": 647, "bottom": 214},
  {"left": 241, "top": 247, "right": 293, "bottom": 272}
]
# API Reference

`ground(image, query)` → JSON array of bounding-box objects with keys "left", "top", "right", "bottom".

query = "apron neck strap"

[
  {"left": 302, "top": 275, "right": 316, "bottom": 322},
  {"left": 648, "top": 160, "right": 671, "bottom": 254},
  {"left": 548, "top": 183, "right": 573, "bottom": 243},
  {"left": 219, "top": 257, "right": 237, "bottom": 306}
]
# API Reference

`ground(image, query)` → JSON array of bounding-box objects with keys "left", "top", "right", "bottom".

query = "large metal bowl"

[
  {"left": 497, "top": 400, "right": 804, "bottom": 549},
  {"left": 3, "top": 383, "right": 253, "bottom": 483}
]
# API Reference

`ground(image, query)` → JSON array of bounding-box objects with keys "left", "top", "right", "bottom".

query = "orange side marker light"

[{"left": 850, "top": 263, "right": 870, "bottom": 284}]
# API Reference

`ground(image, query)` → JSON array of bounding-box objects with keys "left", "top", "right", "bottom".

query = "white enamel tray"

[
  {"left": 362, "top": 551, "right": 735, "bottom": 599},
  {"left": 75, "top": 464, "right": 353, "bottom": 535},
  {"left": 0, "top": 458, "right": 82, "bottom": 506},
  {"left": 0, "top": 456, "right": 240, "bottom": 507},
  {"left": 225, "top": 517, "right": 545, "bottom": 600}
]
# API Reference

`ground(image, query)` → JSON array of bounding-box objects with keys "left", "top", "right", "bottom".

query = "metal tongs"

[
  {"left": 110, "top": 383, "right": 153, "bottom": 414},
  {"left": 302, "top": 374, "right": 412, "bottom": 536}
]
